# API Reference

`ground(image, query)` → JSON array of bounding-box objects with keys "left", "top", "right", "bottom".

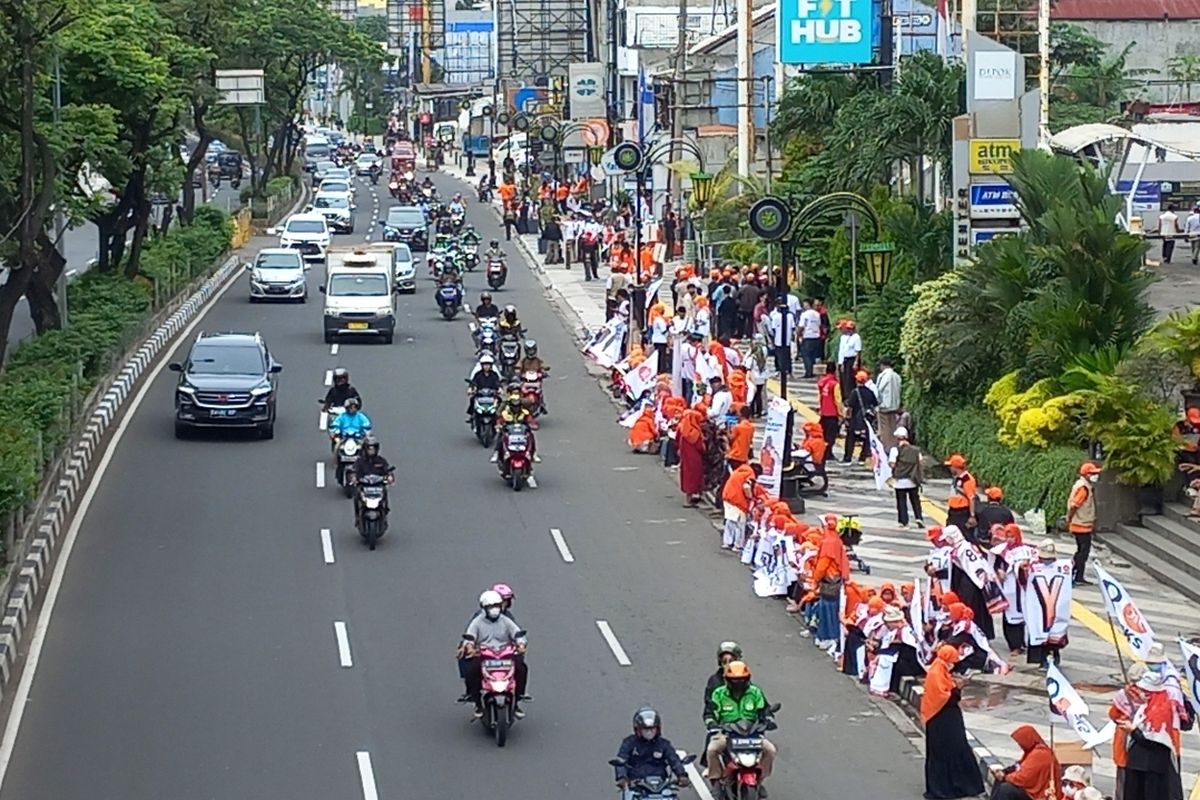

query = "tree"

[{"left": 353, "top": 14, "right": 388, "bottom": 43}]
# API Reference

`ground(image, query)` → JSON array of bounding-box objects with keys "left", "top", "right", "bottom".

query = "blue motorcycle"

[{"left": 436, "top": 282, "right": 463, "bottom": 320}]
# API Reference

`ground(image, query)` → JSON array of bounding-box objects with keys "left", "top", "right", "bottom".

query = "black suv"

[
  {"left": 169, "top": 332, "right": 282, "bottom": 439},
  {"left": 380, "top": 206, "right": 428, "bottom": 251}
]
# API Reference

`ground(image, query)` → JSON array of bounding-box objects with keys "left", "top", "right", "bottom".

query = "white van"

[{"left": 321, "top": 245, "right": 396, "bottom": 344}]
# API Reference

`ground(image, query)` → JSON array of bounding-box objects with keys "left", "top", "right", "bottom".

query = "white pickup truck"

[{"left": 321, "top": 245, "right": 397, "bottom": 344}]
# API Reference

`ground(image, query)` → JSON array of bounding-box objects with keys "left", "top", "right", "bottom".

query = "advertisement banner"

[
  {"left": 1114, "top": 180, "right": 1163, "bottom": 212},
  {"left": 567, "top": 63, "right": 606, "bottom": 120},
  {"left": 968, "top": 139, "right": 1020, "bottom": 175},
  {"left": 968, "top": 183, "right": 1020, "bottom": 219},
  {"left": 757, "top": 396, "right": 791, "bottom": 498},
  {"left": 1093, "top": 563, "right": 1157, "bottom": 659},
  {"left": 778, "top": 0, "right": 874, "bottom": 65},
  {"left": 971, "top": 227, "right": 1019, "bottom": 247},
  {"left": 446, "top": 0, "right": 493, "bottom": 25},
  {"left": 973, "top": 51, "right": 1017, "bottom": 101}
]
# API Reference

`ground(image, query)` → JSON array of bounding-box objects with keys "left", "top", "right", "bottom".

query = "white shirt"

[
  {"left": 1187, "top": 212, "right": 1200, "bottom": 235},
  {"left": 767, "top": 309, "right": 793, "bottom": 348},
  {"left": 669, "top": 316, "right": 688, "bottom": 336},
  {"left": 876, "top": 367, "right": 902, "bottom": 411},
  {"left": 786, "top": 294, "right": 801, "bottom": 317},
  {"left": 681, "top": 342, "right": 698, "bottom": 376},
  {"left": 799, "top": 308, "right": 822, "bottom": 339},
  {"left": 650, "top": 316, "right": 669, "bottom": 344},
  {"left": 708, "top": 388, "right": 732, "bottom": 421},
  {"left": 888, "top": 446, "right": 917, "bottom": 489},
  {"left": 562, "top": 219, "right": 580, "bottom": 241},
  {"left": 692, "top": 307, "right": 711, "bottom": 336},
  {"left": 1160, "top": 209, "right": 1180, "bottom": 235},
  {"left": 837, "top": 331, "right": 862, "bottom": 362}
]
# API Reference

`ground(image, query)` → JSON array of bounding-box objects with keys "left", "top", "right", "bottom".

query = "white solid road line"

[
  {"left": 319, "top": 411, "right": 328, "bottom": 431},
  {"left": 0, "top": 258, "right": 248, "bottom": 793},
  {"left": 324, "top": 369, "right": 333, "bottom": 386},
  {"left": 549, "top": 528, "right": 575, "bottom": 563},
  {"left": 356, "top": 751, "right": 379, "bottom": 800},
  {"left": 527, "top": 475, "right": 538, "bottom": 490},
  {"left": 330, "top": 343, "right": 339, "bottom": 356},
  {"left": 680, "top": 752, "right": 716, "bottom": 800},
  {"left": 334, "top": 621, "right": 353, "bottom": 667},
  {"left": 316, "top": 461, "right": 326, "bottom": 488},
  {"left": 320, "top": 528, "right": 335, "bottom": 564},
  {"left": 595, "top": 620, "right": 632, "bottom": 666}
]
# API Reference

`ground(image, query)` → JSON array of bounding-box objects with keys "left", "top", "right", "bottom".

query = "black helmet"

[
  {"left": 481, "top": 291, "right": 492, "bottom": 302},
  {"left": 491, "top": 239, "right": 499, "bottom": 248},
  {"left": 345, "top": 396, "right": 361, "bottom": 410},
  {"left": 363, "top": 434, "right": 379, "bottom": 454},
  {"left": 632, "top": 707, "right": 660, "bottom": 740}
]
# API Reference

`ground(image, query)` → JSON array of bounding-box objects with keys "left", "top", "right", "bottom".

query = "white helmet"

[
  {"left": 479, "top": 353, "right": 496, "bottom": 365},
  {"left": 479, "top": 590, "right": 503, "bottom": 608}
]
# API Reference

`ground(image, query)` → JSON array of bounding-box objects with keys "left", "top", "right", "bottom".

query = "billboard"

[
  {"left": 446, "top": 0, "right": 492, "bottom": 25},
  {"left": 968, "top": 139, "right": 1019, "bottom": 175},
  {"left": 778, "top": 0, "right": 874, "bottom": 65},
  {"left": 567, "top": 63, "right": 606, "bottom": 119}
]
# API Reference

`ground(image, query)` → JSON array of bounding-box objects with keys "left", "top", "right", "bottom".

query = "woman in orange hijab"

[
  {"left": 810, "top": 521, "right": 849, "bottom": 645},
  {"left": 677, "top": 408, "right": 706, "bottom": 507},
  {"left": 627, "top": 406, "right": 659, "bottom": 454},
  {"left": 922, "top": 645, "right": 985, "bottom": 798},
  {"left": 727, "top": 367, "right": 748, "bottom": 411},
  {"left": 990, "top": 725, "right": 1061, "bottom": 799}
]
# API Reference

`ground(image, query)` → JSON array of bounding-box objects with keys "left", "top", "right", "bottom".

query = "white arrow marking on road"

[
  {"left": 319, "top": 411, "right": 328, "bottom": 431},
  {"left": 316, "top": 461, "right": 326, "bottom": 488},
  {"left": 356, "top": 751, "right": 379, "bottom": 800},
  {"left": 324, "top": 369, "right": 333, "bottom": 386},
  {"left": 595, "top": 620, "right": 632, "bottom": 666},
  {"left": 330, "top": 343, "right": 339, "bottom": 356},
  {"left": 549, "top": 528, "right": 574, "bottom": 563},
  {"left": 334, "top": 621, "right": 353, "bottom": 667},
  {"left": 320, "top": 528, "right": 334, "bottom": 564},
  {"left": 679, "top": 751, "right": 716, "bottom": 800}
]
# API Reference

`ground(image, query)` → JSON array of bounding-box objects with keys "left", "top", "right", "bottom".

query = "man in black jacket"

[
  {"left": 322, "top": 368, "right": 362, "bottom": 412},
  {"left": 973, "top": 486, "right": 1014, "bottom": 545},
  {"left": 702, "top": 641, "right": 743, "bottom": 722}
]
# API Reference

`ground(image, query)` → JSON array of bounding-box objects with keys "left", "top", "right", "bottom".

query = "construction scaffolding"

[{"left": 495, "top": 0, "right": 595, "bottom": 86}]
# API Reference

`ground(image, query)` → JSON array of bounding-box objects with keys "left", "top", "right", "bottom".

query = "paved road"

[{"left": 0, "top": 172, "right": 925, "bottom": 799}]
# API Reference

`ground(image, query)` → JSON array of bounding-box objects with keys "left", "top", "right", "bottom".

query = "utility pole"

[
  {"left": 421, "top": 0, "right": 433, "bottom": 84},
  {"left": 669, "top": 0, "right": 687, "bottom": 218},
  {"left": 53, "top": 51, "right": 68, "bottom": 328},
  {"left": 1037, "top": 0, "right": 1050, "bottom": 143},
  {"left": 735, "top": 0, "right": 753, "bottom": 184}
]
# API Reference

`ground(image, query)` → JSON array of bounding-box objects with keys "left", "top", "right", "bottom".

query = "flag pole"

[{"left": 1106, "top": 612, "right": 1131, "bottom": 684}]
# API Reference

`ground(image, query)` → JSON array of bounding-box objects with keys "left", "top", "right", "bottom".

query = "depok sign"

[
  {"left": 778, "top": 0, "right": 874, "bottom": 65},
  {"left": 973, "top": 51, "right": 1017, "bottom": 101}
]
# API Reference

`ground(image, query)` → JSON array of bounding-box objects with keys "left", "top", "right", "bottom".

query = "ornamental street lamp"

[
  {"left": 860, "top": 242, "right": 896, "bottom": 290},
  {"left": 588, "top": 144, "right": 605, "bottom": 166},
  {"left": 690, "top": 171, "right": 714, "bottom": 207}
]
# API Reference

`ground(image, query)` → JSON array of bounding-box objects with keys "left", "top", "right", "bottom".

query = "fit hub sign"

[{"left": 778, "top": 0, "right": 874, "bottom": 65}]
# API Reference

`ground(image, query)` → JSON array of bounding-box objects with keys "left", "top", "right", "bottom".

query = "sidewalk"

[{"left": 441, "top": 162, "right": 1200, "bottom": 795}]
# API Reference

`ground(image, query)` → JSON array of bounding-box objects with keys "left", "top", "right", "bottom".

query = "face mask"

[
  {"left": 485, "top": 607, "right": 501, "bottom": 620},
  {"left": 1064, "top": 787, "right": 1078, "bottom": 798},
  {"left": 639, "top": 729, "right": 656, "bottom": 741},
  {"left": 1088, "top": 475, "right": 1099, "bottom": 484}
]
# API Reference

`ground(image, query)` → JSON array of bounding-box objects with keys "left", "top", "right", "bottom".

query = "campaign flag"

[
  {"left": 757, "top": 397, "right": 790, "bottom": 499},
  {"left": 1046, "top": 663, "right": 1116, "bottom": 749},
  {"left": 867, "top": 422, "right": 892, "bottom": 491},
  {"left": 935, "top": 0, "right": 949, "bottom": 58},
  {"left": 1025, "top": 558, "right": 1072, "bottom": 646},
  {"left": 624, "top": 351, "right": 660, "bottom": 400},
  {"left": 644, "top": 278, "right": 663, "bottom": 307},
  {"left": 1179, "top": 638, "right": 1200, "bottom": 711},
  {"left": 583, "top": 320, "right": 626, "bottom": 368},
  {"left": 1093, "top": 563, "right": 1157, "bottom": 659}
]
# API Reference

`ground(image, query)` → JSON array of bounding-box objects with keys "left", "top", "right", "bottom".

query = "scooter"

[
  {"left": 352, "top": 470, "right": 393, "bottom": 550},
  {"left": 463, "top": 242, "right": 479, "bottom": 271},
  {"left": 333, "top": 435, "right": 362, "bottom": 497},
  {"left": 520, "top": 370, "right": 544, "bottom": 429},
  {"left": 463, "top": 639, "right": 527, "bottom": 747},
  {"left": 608, "top": 754, "right": 696, "bottom": 799},
  {"left": 498, "top": 422, "right": 532, "bottom": 491},
  {"left": 498, "top": 334, "right": 521, "bottom": 379},
  {"left": 486, "top": 258, "right": 507, "bottom": 290},
  {"left": 437, "top": 282, "right": 463, "bottom": 320},
  {"left": 470, "top": 387, "right": 499, "bottom": 447},
  {"left": 713, "top": 704, "right": 781, "bottom": 800}
]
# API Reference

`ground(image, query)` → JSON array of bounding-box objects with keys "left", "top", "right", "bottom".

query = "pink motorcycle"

[{"left": 474, "top": 641, "right": 525, "bottom": 746}]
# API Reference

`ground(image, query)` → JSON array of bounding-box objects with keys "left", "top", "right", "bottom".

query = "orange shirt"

[
  {"left": 1068, "top": 483, "right": 1092, "bottom": 533},
  {"left": 498, "top": 183, "right": 516, "bottom": 203},
  {"left": 947, "top": 471, "right": 977, "bottom": 509},
  {"left": 721, "top": 464, "right": 757, "bottom": 511},
  {"left": 555, "top": 184, "right": 569, "bottom": 200},
  {"left": 728, "top": 420, "right": 754, "bottom": 462}
]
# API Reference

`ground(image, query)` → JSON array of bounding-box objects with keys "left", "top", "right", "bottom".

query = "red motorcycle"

[
  {"left": 498, "top": 422, "right": 532, "bottom": 491},
  {"left": 474, "top": 641, "right": 525, "bottom": 746},
  {"left": 520, "top": 370, "right": 544, "bottom": 429}
]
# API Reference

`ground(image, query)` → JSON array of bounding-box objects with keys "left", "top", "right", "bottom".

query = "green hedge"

[
  {"left": 0, "top": 207, "right": 231, "bottom": 525},
  {"left": 910, "top": 397, "right": 1082, "bottom": 518}
]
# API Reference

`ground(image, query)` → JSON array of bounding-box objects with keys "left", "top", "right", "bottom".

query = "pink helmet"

[{"left": 491, "top": 583, "right": 515, "bottom": 601}]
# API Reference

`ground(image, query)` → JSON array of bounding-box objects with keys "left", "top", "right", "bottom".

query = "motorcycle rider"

[
  {"left": 484, "top": 239, "right": 505, "bottom": 264},
  {"left": 516, "top": 339, "right": 550, "bottom": 414},
  {"left": 498, "top": 304, "right": 524, "bottom": 337},
  {"left": 466, "top": 353, "right": 503, "bottom": 421},
  {"left": 703, "top": 661, "right": 777, "bottom": 792},
  {"left": 349, "top": 435, "right": 394, "bottom": 517},
  {"left": 461, "top": 589, "right": 529, "bottom": 718},
  {"left": 448, "top": 192, "right": 466, "bottom": 217},
  {"left": 475, "top": 291, "right": 500, "bottom": 321},
  {"left": 491, "top": 388, "right": 540, "bottom": 464},
  {"left": 421, "top": 176, "right": 435, "bottom": 195},
  {"left": 456, "top": 583, "right": 518, "bottom": 701},
  {"left": 322, "top": 367, "right": 362, "bottom": 413},
  {"left": 461, "top": 224, "right": 482, "bottom": 246},
  {"left": 329, "top": 396, "right": 372, "bottom": 443},
  {"left": 702, "top": 642, "right": 744, "bottom": 722},
  {"left": 614, "top": 707, "right": 690, "bottom": 799}
]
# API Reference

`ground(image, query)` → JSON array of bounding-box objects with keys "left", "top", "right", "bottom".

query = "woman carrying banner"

[
  {"left": 921, "top": 645, "right": 984, "bottom": 799},
  {"left": 1117, "top": 667, "right": 1191, "bottom": 800},
  {"left": 1109, "top": 662, "right": 1148, "bottom": 800}
]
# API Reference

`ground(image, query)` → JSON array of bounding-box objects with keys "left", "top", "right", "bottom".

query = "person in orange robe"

[
  {"left": 726, "top": 406, "right": 754, "bottom": 470},
  {"left": 728, "top": 367, "right": 748, "bottom": 412},
  {"left": 677, "top": 409, "right": 706, "bottom": 506}
]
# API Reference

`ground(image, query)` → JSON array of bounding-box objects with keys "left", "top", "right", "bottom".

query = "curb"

[{"left": 0, "top": 185, "right": 309, "bottom": 705}]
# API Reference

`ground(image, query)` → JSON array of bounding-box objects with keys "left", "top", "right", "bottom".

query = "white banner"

[
  {"left": 624, "top": 351, "right": 660, "bottom": 400},
  {"left": 757, "top": 397, "right": 790, "bottom": 499},
  {"left": 1025, "top": 559, "right": 1073, "bottom": 647},
  {"left": 1093, "top": 563, "right": 1157, "bottom": 660},
  {"left": 582, "top": 320, "right": 626, "bottom": 368},
  {"left": 866, "top": 422, "right": 891, "bottom": 491},
  {"left": 1046, "top": 663, "right": 1116, "bottom": 749},
  {"left": 1179, "top": 638, "right": 1200, "bottom": 711},
  {"left": 567, "top": 63, "right": 607, "bottom": 120}
]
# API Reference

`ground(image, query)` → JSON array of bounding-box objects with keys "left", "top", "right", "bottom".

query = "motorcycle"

[
  {"left": 473, "top": 319, "right": 499, "bottom": 357},
  {"left": 712, "top": 704, "right": 781, "bottom": 800},
  {"left": 498, "top": 422, "right": 532, "bottom": 491},
  {"left": 608, "top": 754, "right": 697, "bottom": 800},
  {"left": 469, "top": 386, "right": 500, "bottom": 447},
  {"left": 498, "top": 334, "right": 522, "bottom": 379},
  {"left": 369, "top": 165, "right": 380, "bottom": 185},
  {"left": 520, "top": 370, "right": 544, "bottom": 428},
  {"left": 477, "top": 180, "right": 492, "bottom": 202},
  {"left": 463, "top": 242, "right": 479, "bottom": 271},
  {"left": 450, "top": 211, "right": 465, "bottom": 232},
  {"left": 463, "top": 638, "right": 526, "bottom": 747},
  {"left": 352, "top": 471, "right": 393, "bottom": 550},
  {"left": 486, "top": 258, "right": 507, "bottom": 290},
  {"left": 333, "top": 435, "right": 363, "bottom": 497},
  {"left": 389, "top": 180, "right": 402, "bottom": 200},
  {"left": 437, "top": 282, "right": 463, "bottom": 320}
]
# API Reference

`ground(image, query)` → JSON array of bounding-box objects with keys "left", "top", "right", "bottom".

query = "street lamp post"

[{"left": 861, "top": 241, "right": 896, "bottom": 290}]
